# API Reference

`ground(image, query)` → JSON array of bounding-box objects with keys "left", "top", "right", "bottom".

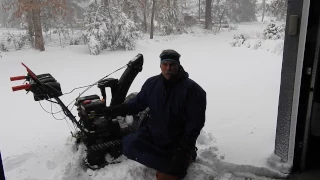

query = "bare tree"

[
  {"left": 103, "top": 0, "right": 109, "bottom": 6},
  {"left": 199, "top": 0, "right": 201, "bottom": 20},
  {"left": 137, "top": 0, "right": 148, "bottom": 32},
  {"left": 122, "top": 0, "right": 129, "bottom": 15},
  {"left": 205, "top": 0, "right": 212, "bottom": 30},
  {"left": 31, "top": 0, "right": 44, "bottom": 51},
  {"left": 261, "top": 0, "right": 266, "bottom": 22},
  {"left": 12, "top": 0, "right": 71, "bottom": 51},
  {"left": 150, "top": 0, "right": 155, "bottom": 39},
  {"left": 268, "top": 0, "right": 287, "bottom": 20},
  {"left": 26, "top": 5, "right": 34, "bottom": 48},
  {"left": 15, "top": 0, "right": 45, "bottom": 51}
]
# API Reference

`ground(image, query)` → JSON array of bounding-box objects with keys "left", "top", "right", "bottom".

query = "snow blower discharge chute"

[{"left": 9, "top": 54, "right": 150, "bottom": 169}]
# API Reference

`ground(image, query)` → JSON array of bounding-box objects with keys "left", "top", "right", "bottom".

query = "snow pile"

[
  {"left": 1, "top": 131, "right": 218, "bottom": 180},
  {"left": 266, "top": 154, "right": 292, "bottom": 174},
  {"left": 2, "top": 130, "right": 285, "bottom": 180}
]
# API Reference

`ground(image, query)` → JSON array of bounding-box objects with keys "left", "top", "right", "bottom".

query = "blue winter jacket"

[{"left": 125, "top": 66, "right": 207, "bottom": 149}]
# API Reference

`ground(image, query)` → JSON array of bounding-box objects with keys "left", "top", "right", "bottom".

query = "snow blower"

[{"left": 9, "top": 54, "right": 150, "bottom": 169}]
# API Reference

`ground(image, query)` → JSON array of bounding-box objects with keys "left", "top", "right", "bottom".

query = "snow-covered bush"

[
  {"left": 82, "top": 3, "right": 142, "bottom": 55},
  {"left": 243, "top": 39, "right": 262, "bottom": 49},
  {"left": 263, "top": 22, "right": 285, "bottom": 40},
  {"left": 4, "top": 32, "right": 30, "bottom": 50},
  {"left": 228, "top": 24, "right": 238, "bottom": 31},
  {"left": 87, "top": 34, "right": 101, "bottom": 55},
  {"left": 0, "top": 42, "right": 8, "bottom": 52},
  {"left": 69, "top": 36, "right": 82, "bottom": 45},
  {"left": 230, "top": 33, "right": 250, "bottom": 47}
]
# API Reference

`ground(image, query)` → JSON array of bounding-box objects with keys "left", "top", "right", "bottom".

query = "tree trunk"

[
  {"left": 205, "top": 0, "right": 212, "bottom": 30},
  {"left": 261, "top": 0, "right": 266, "bottom": 22},
  {"left": 122, "top": 0, "right": 130, "bottom": 16},
  {"left": 150, "top": 0, "right": 156, "bottom": 39},
  {"left": 199, "top": 0, "right": 201, "bottom": 20},
  {"left": 173, "top": 0, "right": 177, "bottom": 8},
  {"left": 32, "top": 0, "right": 45, "bottom": 51},
  {"left": 26, "top": 0, "right": 34, "bottom": 48},
  {"left": 104, "top": 0, "right": 109, "bottom": 6},
  {"left": 143, "top": 4, "right": 147, "bottom": 32},
  {"left": 219, "top": 8, "right": 226, "bottom": 31},
  {"left": 27, "top": 10, "right": 34, "bottom": 48}
]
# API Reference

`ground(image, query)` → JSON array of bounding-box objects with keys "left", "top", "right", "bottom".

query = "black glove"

[{"left": 104, "top": 104, "right": 129, "bottom": 118}]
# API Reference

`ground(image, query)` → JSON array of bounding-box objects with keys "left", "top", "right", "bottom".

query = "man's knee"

[{"left": 122, "top": 133, "right": 135, "bottom": 157}]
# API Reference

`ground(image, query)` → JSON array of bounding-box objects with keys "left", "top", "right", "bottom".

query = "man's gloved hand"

[{"left": 104, "top": 104, "right": 129, "bottom": 118}]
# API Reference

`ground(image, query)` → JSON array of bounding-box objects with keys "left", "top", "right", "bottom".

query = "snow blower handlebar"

[
  {"left": 9, "top": 63, "right": 88, "bottom": 134},
  {"left": 10, "top": 75, "right": 26, "bottom": 81},
  {"left": 11, "top": 84, "right": 32, "bottom": 92},
  {"left": 10, "top": 75, "right": 30, "bottom": 91}
]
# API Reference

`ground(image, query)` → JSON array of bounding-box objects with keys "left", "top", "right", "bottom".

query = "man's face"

[{"left": 160, "top": 61, "right": 179, "bottom": 80}]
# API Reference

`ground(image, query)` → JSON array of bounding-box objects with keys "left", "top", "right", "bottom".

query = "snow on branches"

[{"left": 82, "top": 3, "right": 142, "bottom": 55}]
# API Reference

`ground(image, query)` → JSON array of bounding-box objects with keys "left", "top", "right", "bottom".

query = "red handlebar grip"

[
  {"left": 12, "top": 84, "right": 31, "bottom": 92},
  {"left": 10, "top": 76, "right": 26, "bottom": 81}
]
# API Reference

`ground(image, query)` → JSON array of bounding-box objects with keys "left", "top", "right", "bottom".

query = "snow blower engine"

[{"left": 9, "top": 54, "right": 150, "bottom": 169}]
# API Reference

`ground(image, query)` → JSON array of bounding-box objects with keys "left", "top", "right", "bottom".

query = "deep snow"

[{"left": 0, "top": 22, "right": 285, "bottom": 180}]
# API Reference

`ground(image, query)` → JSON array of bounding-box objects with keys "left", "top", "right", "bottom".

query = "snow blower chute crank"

[{"left": 9, "top": 54, "right": 150, "bottom": 169}]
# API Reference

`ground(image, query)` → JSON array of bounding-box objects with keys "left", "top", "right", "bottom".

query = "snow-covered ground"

[{"left": 0, "top": 22, "right": 286, "bottom": 180}]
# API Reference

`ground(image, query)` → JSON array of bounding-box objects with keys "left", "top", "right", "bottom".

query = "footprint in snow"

[
  {"left": 185, "top": 163, "right": 217, "bottom": 180},
  {"left": 3, "top": 152, "right": 36, "bottom": 172},
  {"left": 46, "top": 160, "right": 57, "bottom": 170}
]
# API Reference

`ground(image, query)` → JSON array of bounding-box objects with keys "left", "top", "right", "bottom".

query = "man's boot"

[{"left": 156, "top": 171, "right": 179, "bottom": 180}]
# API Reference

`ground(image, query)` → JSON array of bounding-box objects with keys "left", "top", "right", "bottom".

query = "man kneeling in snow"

[{"left": 105, "top": 49, "right": 207, "bottom": 179}]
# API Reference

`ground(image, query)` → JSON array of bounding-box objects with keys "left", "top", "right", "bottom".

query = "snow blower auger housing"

[{"left": 10, "top": 54, "right": 150, "bottom": 169}]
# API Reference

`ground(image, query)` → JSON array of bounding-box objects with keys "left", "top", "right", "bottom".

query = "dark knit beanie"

[{"left": 160, "top": 49, "right": 181, "bottom": 64}]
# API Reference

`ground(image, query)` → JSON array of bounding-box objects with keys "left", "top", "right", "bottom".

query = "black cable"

[
  {"left": 62, "top": 85, "right": 92, "bottom": 95},
  {"left": 39, "top": 101, "right": 65, "bottom": 119},
  {"left": 66, "top": 64, "right": 128, "bottom": 108},
  {"left": 51, "top": 100, "right": 68, "bottom": 121},
  {"left": 38, "top": 97, "right": 68, "bottom": 121},
  {"left": 50, "top": 98, "right": 78, "bottom": 132},
  {"left": 39, "top": 100, "right": 62, "bottom": 114},
  {"left": 49, "top": 98, "right": 77, "bottom": 133}
]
